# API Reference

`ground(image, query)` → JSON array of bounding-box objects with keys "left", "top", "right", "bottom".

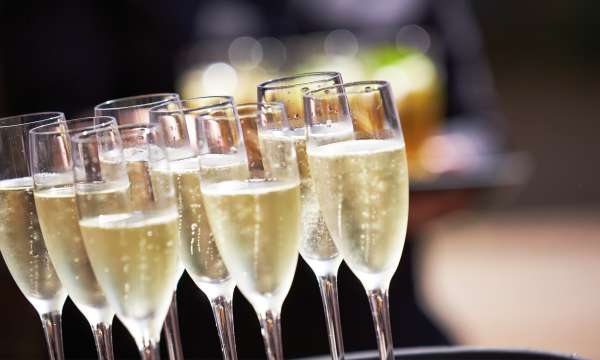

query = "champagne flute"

[
  {"left": 199, "top": 102, "right": 301, "bottom": 360},
  {"left": 257, "top": 72, "right": 346, "bottom": 360},
  {"left": 29, "top": 116, "right": 118, "bottom": 360},
  {"left": 149, "top": 96, "right": 241, "bottom": 360},
  {"left": 0, "top": 112, "right": 68, "bottom": 360},
  {"left": 95, "top": 93, "right": 184, "bottom": 360},
  {"left": 71, "top": 123, "right": 181, "bottom": 359},
  {"left": 304, "top": 81, "right": 409, "bottom": 360}
]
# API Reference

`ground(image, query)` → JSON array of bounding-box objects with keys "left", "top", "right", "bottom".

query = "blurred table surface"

[{"left": 418, "top": 208, "right": 600, "bottom": 360}]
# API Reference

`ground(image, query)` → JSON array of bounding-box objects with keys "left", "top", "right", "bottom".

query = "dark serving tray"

[{"left": 298, "top": 346, "right": 586, "bottom": 360}]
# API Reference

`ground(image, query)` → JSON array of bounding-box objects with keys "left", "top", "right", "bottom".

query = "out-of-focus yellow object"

[
  {"left": 296, "top": 55, "right": 365, "bottom": 83},
  {"left": 177, "top": 37, "right": 443, "bottom": 180},
  {"left": 177, "top": 64, "right": 275, "bottom": 104},
  {"left": 298, "top": 45, "right": 443, "bottom": 179},
  {"left": 364, "top": 47, "right": 443, "bottom": 179}
]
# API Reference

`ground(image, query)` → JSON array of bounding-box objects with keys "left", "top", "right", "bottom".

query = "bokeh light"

[
  {"left": 202, "top": 62, "right": 238, "bottom": 95},
  {"left": 324, "top": 29, "right": 359, "bottom": 57},
  {"left": 228, "top": 36, "right": 263, "bottom": 70},
  {"left": 258, "top": 37, "right": 287, "bottom": 71},
  {"left": 396, "top": 24, "right": 431, "bottom": 53},
  {"left": 373, "top": 53, "right": 436, "bottom": 99}
]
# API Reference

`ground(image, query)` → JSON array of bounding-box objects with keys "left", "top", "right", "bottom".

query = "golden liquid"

[
  {"left": 308, "top": 139, "right": 409, "bottom": 288},
  {"left": 255, "top": 130, "right": 299, "bottom": 182},
  {"left": 125, "top": 160, "right": 174, "bottom": 212},
  {"left": 170, "top": 155, "right": 246, "bottom": 285},
  {"left": 76, "top": 182, "right": 130, "bottom": 219},
  {"left": 77, "top": 150, "right": 180, "bottom": 335},
  {"left": 0, "top": 178, "right": 65, "bottom": 312},
  {"left": 127, "top": 161, "right": 156, "bottom": 210},
  {"left": 99, "top": 147, "right": 176, "bottom": 212},
  {"left": 79, "top": 203, "right": 179, "bottom": 326},
  {"left": 202, "top": 179, "right": 301, "bottom": 312},
  {"left": 259, "top": 127, "right": 352, "bottom": 262},
  {"left": 34, "top": 186, "right": 112, "bottom": 322}
]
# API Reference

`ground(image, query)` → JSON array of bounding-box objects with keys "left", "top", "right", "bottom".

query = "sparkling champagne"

[
  {"left": 202, "top": 179, "right": 300, "bottom": 312},
  {"left": 308, "top": 139, "right": 408, "bottom": 288},
  {"left": 0, "top": 177, "right": 66, "bottom": 312},
  {"left": 170, "top": 155, "right": 246, "bottom": 286},
  {"left": 78, "top": 201, "right": 179, "bottom": 331},
  {"left": 96, "top": 147, "right": 176, "bottom": 211},
  {"left": 259, "top": 127, "right": 352, "bottom": 264},
  {"left": 122, "top": 149, "right": 175, "bottom": 212},
  {"left": 34, "top": 186, "right": 112, "bottom": 322}
]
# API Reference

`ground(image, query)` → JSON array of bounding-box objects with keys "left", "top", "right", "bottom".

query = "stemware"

[
  {"left": 258, "top": 72, "right": 345, "bottom": 359},
  {"left": 95, "top": 93, "right": 184, "bottom": 360},
  {"left": 199, "top": 102, "right": 301, "bottom": 360},
  {"left": 0, "top": 112, "right": 68, "bottom": 360},
  {"left": 71, "top": 123, "right": 180, "bottom": 359},
  {"left": 304, "top": 81, "right": 409, "bottom": 360},
  {"left": 149, "top": 96, "right": 241, "bottom": 360},
  {"left": 29, "top": 116, "right": 118, "bottom": 359}
]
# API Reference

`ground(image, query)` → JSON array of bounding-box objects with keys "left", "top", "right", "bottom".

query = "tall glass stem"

[
  {"left": 91, "top": 322, "right": 114, "bottom": 360},
  {"left": 258, "top": 310, "right": 283, "bottom": 360},
  {"left": 40, "top": 311, "right": 65, "bottom": 360},
  {"left": 317, "top": 274, "right": 345, "bottom": 360},
  {"left": 139, "top": 337, "right": 160, "bottom": 360},
  {"left": 163, "top": 292, "right": 184, "bottom": 360},
  {"left": 210, "top": 294, "right": 238, "bottom": 360},
  {"left": 367, "top": 288, "right": 394, "bottom": 360}
]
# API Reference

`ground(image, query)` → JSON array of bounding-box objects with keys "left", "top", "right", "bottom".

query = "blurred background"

[{"left": 1, "top": 0, "right": 599, "bottom": 359}]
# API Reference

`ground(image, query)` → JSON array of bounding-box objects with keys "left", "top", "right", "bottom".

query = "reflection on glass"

[
  {"left": 72, "top": 124, "right": 180, "bottom": 360},
  {"left": 30, "top": 116, "right": 118, "bottom": 359},
  {"left": 257, "top": 72, "right": 346, "bottom": 360},
  {"left": 95, "top": 93, "right": 184, "bottom": 360},
  {"left": 0, "top": 112, "right": 68, "bottom": 360},
  {"left": 305, "top": 81, "right": 409, "bottom": 360},
  {"left": 200, "top": 102, "right": 301, "bottom": 360}
]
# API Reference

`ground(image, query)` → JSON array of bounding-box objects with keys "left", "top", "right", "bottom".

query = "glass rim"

[
  {"left": 237, "top": 101, "right": 286, "bottom": 112},
  {"left": 257, "top": 71, "right": 341, "bottom": 91},
  {"left": 149, "top": 95, "right": 234, "bottom": 115},
  {"left": 94, "top": 93, "right": 179, "bottom": 111},
  {"left": 117, "top": 122, "right": 160, "bottom": 132},
  {"left": 304, "top": 80, "right": 390, "bottom": 100},
  {"left": 29, "top": 116, "right": 116, "bottom": 136},
  {"left": 0, "top": 112, "right": 64, "bottom": 129},
  {"left": 71, "top": 122, "right": 160, "bottom": 145},
  {"left": 69, "top": 121, "right": 148, "bottom": 145}
]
